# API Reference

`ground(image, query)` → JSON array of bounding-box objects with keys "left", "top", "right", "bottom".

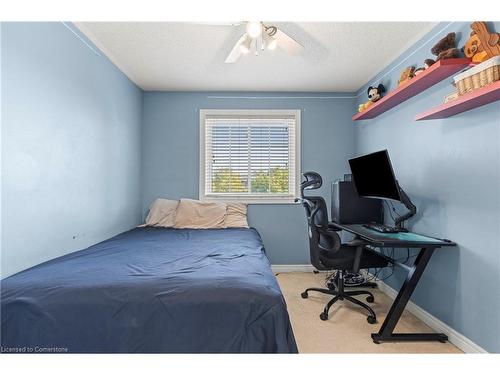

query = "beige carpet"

[{"left": 276, "top": 272, "right": 462, "bottom": 354}]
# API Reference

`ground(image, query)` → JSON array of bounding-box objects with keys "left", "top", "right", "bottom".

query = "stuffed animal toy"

[
  {"left": 367, "top": 84, "right": 386, "bottom": 102},
  {"left": 358, "top": 84, "right": 386, "bottom": 112},
  {"left": 413, "top": 67, "right": 426, "bottom": 76},
  {"left": 358, "top": 101, "right": 373, "bottom": 112},
  {"left": 425, "top": 32, "right": 461, "bottom": 67},
  {"left": 463, "top": 22, "right": 500, "bottom": 63},
  {"left": 464, "top": 33, "right": 489, "bottom": 63},
  {"left": 398, "top": 66, "right": 415, "bottom": 85},
  {"left": 424, "top": 59, "right": 435, "bottom": 69},
  {"left": 413, "top": 59, "right": 433, "bottom": 76}
]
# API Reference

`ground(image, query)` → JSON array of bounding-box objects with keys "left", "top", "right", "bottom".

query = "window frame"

[{"left": 199, "top": 109, "right": 301, "bottom": 204}]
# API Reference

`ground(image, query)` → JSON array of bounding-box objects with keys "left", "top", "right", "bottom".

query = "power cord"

[
  {"left": 397, "top": 248, "right": 410, "bottom": 263},
  {"left": 384, "top": 200, "right": 410, "bottom": 231},
  {"left": 389, "top": 200, "right": 403, "bottom": 218},
  {"left": 325, "top": 271, "right": 334, "bottom": 287},
  {"left": 326, "top": 246, "right": 417, "bottom": 287}
]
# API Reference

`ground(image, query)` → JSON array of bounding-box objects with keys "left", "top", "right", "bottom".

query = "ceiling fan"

[{"left": 224, "top": 22, "right": 304, "bottom": 63}]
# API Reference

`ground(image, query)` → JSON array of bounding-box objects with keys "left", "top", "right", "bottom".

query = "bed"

[{"left": 1, "top": 227, "right": 298, "bottom": 353}]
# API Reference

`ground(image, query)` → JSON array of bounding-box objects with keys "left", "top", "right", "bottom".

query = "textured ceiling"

[{"left": 76, "top": 22, "right": 437, "bottom": 92}]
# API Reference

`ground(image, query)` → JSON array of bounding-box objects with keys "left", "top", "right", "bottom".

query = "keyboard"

[{"left": 363, "top": 223, "right": 407, "bottom": 233}]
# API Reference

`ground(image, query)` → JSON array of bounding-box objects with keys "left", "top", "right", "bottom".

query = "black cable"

[
  {"left": 372, "top": 248, "right": 395, "bottom": 281},
  {"left": 378, "top": 249, "right": 395, "bottom": 281},
  {"left": 389, "top": 201, "right": 403, "bottom": 219},
  {"left": 371, "top": 269, "right": 382, "bottom": 281},
  {"left": 324, "top": 270, "right": 337, "bottom": 287},
  {"left": 399, "top": 248, "right": 410, "bottom": 263},
  {"left": 365, "top": 268, "right": 375, "bottom": 281},
  {"left": 395, "top": 248, "right": 420, "bottom": 264},
  {"left": 383, "top": 201, "right": 396, "bottom": 222},
  {"left": 367, "top": 268, "right": 376, "bottom": 280},
  {"left": 384, "top": 200, "right": 408, "bottom": 229},
  {"left": 377, "top": 264, "right": 395, "bottom": 281},
  {"left": 324, "top": 272, "right": 331, "bottom": 286},
  {"left": 366, "top": 264, "right": 392, "bottom": 282},
  {"left": 366, "top": 267, "right": 381, "bottom": 281}
]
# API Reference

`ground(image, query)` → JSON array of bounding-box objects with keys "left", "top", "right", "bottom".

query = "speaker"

[{"left": 331, "top": 181, "right": 383, "bottom": 224}]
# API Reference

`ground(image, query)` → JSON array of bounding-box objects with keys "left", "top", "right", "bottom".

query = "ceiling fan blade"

[
  {"left": 274, "top": 29, "right": 304, "bottom": 54},
  {"left": 224, "top": 34, "right": 247, "bottom": 63}
]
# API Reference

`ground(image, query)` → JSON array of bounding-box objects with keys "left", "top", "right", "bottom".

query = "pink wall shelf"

[
  {"left": 353, "top": 58, "right": 471, "bottom": 121},
  {"left": 415, "top": 81, "right": 500, "bottom": 120}
]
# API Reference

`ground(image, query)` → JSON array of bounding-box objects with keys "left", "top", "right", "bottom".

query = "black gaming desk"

[{"left": 330, "top": 222, "right": 456, "bottom": 344}]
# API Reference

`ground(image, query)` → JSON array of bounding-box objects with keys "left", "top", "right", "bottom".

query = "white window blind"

[{"left": 200, "top": 110, "right": 300, "bottom": 203}]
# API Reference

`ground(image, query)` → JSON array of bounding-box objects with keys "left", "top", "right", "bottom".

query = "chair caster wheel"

[
  {"left": 439, "top": 338, "right": 447, "bottom": 343},
  {"left": 367, "top": 316, "right": 377, "bottom": 324},
  {"left": 301, "top": 292, "right": 308, "bottom": 299},
  {"left": 373, "top": 340, "right": 380, "bottom": 344},
  {"left": 319, "top": 312, "right": 328, "bottom": 321},
  {"left": 366, "top": 296, "right": 374, "bottom": 303}
]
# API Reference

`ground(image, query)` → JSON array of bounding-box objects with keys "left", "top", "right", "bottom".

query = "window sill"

[{"left": 201, "top": 196, "right": 300, "bottom": 205}]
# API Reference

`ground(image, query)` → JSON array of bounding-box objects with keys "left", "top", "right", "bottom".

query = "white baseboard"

[
  {"left": 275, "top": 266, "right": 487, "bottom": 353},
  {"left": 271, "top": 264, "right": 316, "bottom": 273},
  {"left": 374, "top": 278, "right": 487, "bottom": 354}
]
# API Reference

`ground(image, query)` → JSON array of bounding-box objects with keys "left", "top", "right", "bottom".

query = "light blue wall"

[
  {"left": 141, "top": 92, "right": 356, "bottom": 264},
  {"left": 354, "top": 22, "right": 500, "bottom": 352},
  {"left": 1, "top": 22, "right": 143, "bottom": 277}
]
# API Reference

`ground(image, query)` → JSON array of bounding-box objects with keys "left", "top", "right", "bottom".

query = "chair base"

[
  {"left": 327, "top": 278, "right": 377, "bottom": 291},
  {"left": 301, "top": 271, "right": 377, "bottom": 323},
  {"left": 351, "top": 281, "right": 378, "bottom": 289}
]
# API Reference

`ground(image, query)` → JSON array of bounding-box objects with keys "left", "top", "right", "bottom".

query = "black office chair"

[{"left": 297, "top": 171, "right": 389, "bottom": 323}]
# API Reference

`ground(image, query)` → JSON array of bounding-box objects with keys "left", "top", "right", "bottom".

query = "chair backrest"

[
  {"left": 298, "top": 172, "right": 341, "bottom": 270},
  {"left": 301, "top": 171, "right": 323, "bottom": 197}
]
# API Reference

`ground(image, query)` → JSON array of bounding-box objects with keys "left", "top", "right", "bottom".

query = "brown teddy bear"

[{"left": 425, "top": 32, "right": 461, "bottom": 67}]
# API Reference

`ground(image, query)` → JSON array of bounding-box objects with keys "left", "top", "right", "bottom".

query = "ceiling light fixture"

[
  {"left": 224, "top": 22, "right": 304, "bottom": 63},
  {"left": 263, "top": 31, "right": 278, "bottom": 50},
  {"left": 246, "top": 22, "right": 262, "bottom": 39},
  {"left": 239, "top": 35, "right": 252, "bottom": 54}
]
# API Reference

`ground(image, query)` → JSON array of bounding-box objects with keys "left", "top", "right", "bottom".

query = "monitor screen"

[{"left": 348, "top": 150, "right": 401, "bottom": 201}]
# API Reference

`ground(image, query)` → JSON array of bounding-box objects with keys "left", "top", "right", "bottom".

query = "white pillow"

[
  {"left": 145, "top": 199, "right": 179, "bottom": 227},
  {"left": 174, "top": 199, "right": 227, "bottom": 229},
  {"left": 224, "top": 202, "right": 249, "bottom": 228}
]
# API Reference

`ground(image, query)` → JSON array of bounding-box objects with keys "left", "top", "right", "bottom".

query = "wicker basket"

[{"left": 454, "top": 56, "right": 500, "bottom": 95}]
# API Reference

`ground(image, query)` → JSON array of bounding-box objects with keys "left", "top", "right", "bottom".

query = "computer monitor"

[{"left": 348, "top": 150, "right": 401, "bottom": 202}]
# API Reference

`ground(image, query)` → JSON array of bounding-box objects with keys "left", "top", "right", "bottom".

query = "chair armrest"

[
  {"left": 317, "top": 226, "right": 341, "bottom": 237},
  {"left": 345, "top": 238, "right": 369, "bottom": 247},
  {"left": 327, "top": 222, "right": 342, "bottom": 231},
  {"left": 316, "top": 227, "right": 342, "bottom": 252}
]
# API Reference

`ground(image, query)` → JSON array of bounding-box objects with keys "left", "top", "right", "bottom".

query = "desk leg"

[{"left": 371, "top": 247, "right": 448, "bottom": 344}]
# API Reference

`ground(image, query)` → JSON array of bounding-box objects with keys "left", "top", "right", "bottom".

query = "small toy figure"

[
  {"left": 358, "top": 84, "right": 386, "bottom": 112},
  {"left": 398, "top": 66, "right": 416, "bottom": 85},
  {"left": 367, "top": 84, "right": 386, "bottom": 102}
]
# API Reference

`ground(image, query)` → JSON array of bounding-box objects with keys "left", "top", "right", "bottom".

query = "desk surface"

[{"left": 330, "top": 223, "right": 456, "bottom": 248}]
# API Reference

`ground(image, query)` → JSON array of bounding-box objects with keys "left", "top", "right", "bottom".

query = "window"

[{"left": 200, "top": 109, "right": 300, "bottom": 204}]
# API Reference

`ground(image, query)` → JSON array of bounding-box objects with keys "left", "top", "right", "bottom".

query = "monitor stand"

[{"left": 394, "top": 181, "right": 417, "bottom": 231}]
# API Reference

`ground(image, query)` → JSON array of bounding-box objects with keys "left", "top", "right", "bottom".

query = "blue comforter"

[{"left": 1, "top": 227, "right": 297, "bottom": 353}]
